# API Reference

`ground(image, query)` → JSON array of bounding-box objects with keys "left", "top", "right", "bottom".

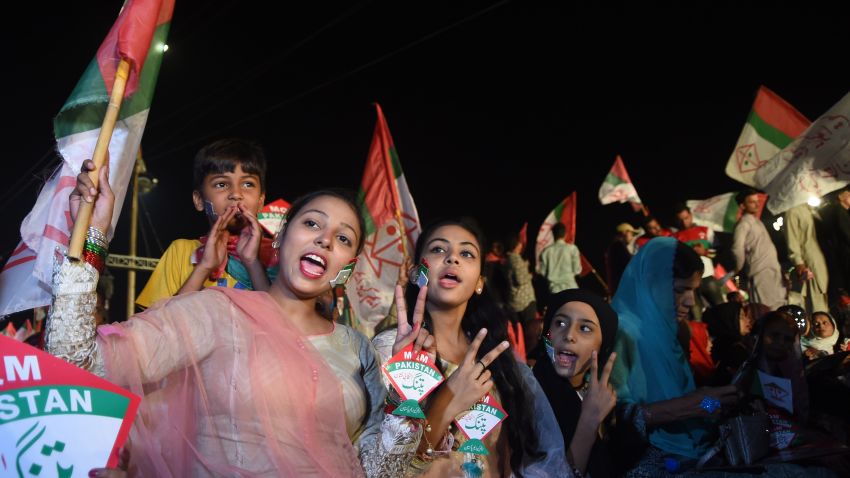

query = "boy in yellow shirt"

[{"left": 136, "top": 139, "right": 275, "bottom": 309}]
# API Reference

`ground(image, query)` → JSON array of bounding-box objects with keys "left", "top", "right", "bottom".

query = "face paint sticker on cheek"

[
  {"left": 329, "top": 258, "right": 358, "bottom": 288},
  {"left": 204, "top": 200, "right": 219, "bottom": 222},
  {"left": 543, "top": 336, "right": 556, "bottom": 364},
  {"left": 415, "top": 258, "right": 430, "bottom": 288}
]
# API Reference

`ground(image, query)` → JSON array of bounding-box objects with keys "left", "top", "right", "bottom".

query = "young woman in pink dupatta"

[{"left": 47, "top": 160, "right": 428, "bottom": 477}]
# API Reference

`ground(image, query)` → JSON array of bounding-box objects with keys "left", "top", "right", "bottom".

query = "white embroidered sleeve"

[{"left": 45, "top": 256, "right": 104, "bottom": 377}]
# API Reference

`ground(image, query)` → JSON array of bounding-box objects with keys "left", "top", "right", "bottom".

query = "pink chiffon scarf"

[{"left": 98, "top": 287, "right": 364, "bottom": 477}]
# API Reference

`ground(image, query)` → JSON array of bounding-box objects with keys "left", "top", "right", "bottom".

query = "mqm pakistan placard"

[{"left": 1, "top": 335, "right": 140, "bottom": 476}]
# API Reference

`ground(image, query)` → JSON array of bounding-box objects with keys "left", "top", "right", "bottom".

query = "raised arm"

[{"left": 46, "top": 159, "right": 114, "bottom": 376}]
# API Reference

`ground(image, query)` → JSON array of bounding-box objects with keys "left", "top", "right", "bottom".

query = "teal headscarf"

[{"left": 610, "top": 237, "right": 711, "bottom": 458}]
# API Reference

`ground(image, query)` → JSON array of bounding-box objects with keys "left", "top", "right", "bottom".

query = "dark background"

[{"left": 5, "top": 1, "right": 849, "bottom": 322}]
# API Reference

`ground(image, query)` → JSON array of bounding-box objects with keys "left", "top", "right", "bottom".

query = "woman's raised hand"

[
  {"left": 69, "top": 159, "right": 114, "bottom": 233},
  {"left": 392, "top": 285, "right": 436, "bottom": 362},
  {"left": 581, "top": 351, "right": 618, "bottom": 425},
  {"left": 444, "top": 328, "right": 510, "bottom": 413}
]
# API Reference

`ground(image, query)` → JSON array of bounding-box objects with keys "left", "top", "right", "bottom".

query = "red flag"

[
  {"left": 360, "top": 103, "right": 404, "bottom": 228},
  {"left": 347, "top": 104, "right": 421, "bottom": 336},
  {"left": 518, "top": 222, "right": 528, "bottom": 251},
  {"left": 98, "top": 0, "right": 175, "bottom": 96}
]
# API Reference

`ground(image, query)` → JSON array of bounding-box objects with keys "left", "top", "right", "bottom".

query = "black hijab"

[{"left": 532, "top": 289, "right": 618, "bottom": 477}]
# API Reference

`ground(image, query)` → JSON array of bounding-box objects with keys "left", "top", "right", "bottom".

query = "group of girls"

[{"left": 49, "top": 161, "right": 838, "bottom": 477}]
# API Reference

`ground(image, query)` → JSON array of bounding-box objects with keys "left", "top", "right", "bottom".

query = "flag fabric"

[
  {"left": 673, "top": 226, "right": 713, "bottom": 250},
  {"left": 599, "top": 155, "right": 642, "bottom": 205},
  {"left": 0, "top": 0, "right": 173, "bottom": 315},
  {"left": 754, "top": 91, "right": 850, "bottom": 214},
  {"left": 518, "top": 222, "right": 528, "bottom": 251},
  {"left": 714, "top": 264, "right": 738, "bottom": 292},
  {"left": 535, "top": 192, "right": 592, "bottom": 276},
  {"left": 347, "top": 104, "right": 421, "bottom": 337},
  {"left": 726, "top": 86, "right": 810, "bottom": 187},
  {"left": 686, "top": 192, "right": 768, "bottom": 233},
  {"left": 535, "top": 193, "right": 577, "bottom": 260},
  {"left": 0, "top": 243, "right": 42, "bottom": 316}
]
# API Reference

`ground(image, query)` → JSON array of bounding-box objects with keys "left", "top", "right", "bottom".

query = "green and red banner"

[
  {"left": 725, "top": 85, "right": 810, "bottom": 187},
  {"left": 599, "top": 155, "right": 642, "bottom": 205}
]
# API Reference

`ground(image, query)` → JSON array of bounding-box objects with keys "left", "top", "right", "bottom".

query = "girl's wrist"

[{"left": 577, "top": 408, "right": 602, "bottom": 429}]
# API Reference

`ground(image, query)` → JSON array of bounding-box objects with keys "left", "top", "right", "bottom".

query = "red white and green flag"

[
  {"left": 598, "top": 155, "right": 642, "bottom": 206},
  {"left": 0, "top": 0, "right": 173, "bottom": 315},
  {"left": 686, "top": 192, "right": 768, "bottom": 233},
  {"left": 535, "top": 192, "right": 592, "bottom": 277},
  {"left": 754, "top": 91, "right": 850, "bottom": 214},
  {"left": 725, "top": 85, "right": 810, "bottom": 187},
  {"left": 347, "top": 104, "right": 420, "bottom": 337}
]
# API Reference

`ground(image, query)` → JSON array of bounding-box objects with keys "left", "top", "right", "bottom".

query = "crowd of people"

[{"left": 12, "top": 136, "right": 850, "bottom": 476}]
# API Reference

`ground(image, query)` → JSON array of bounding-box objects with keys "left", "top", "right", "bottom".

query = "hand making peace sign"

[{"left": 445, "top": 328, "right": 510, "bottom": 412}]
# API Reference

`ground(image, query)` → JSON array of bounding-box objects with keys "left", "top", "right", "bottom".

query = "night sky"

[{"left": 5, "top": 1, "right": 850, "bottom": 320}]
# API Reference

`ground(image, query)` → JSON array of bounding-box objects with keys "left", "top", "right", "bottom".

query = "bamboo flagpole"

[{"left": 67, "top": 59, "right": 132, "bottom": 260}]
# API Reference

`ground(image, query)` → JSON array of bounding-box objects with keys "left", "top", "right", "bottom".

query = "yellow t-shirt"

[{"left": 136, "top": 239, "right": 242, "bottom": 309}]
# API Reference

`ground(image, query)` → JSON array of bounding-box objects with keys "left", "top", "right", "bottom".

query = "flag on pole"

[
  {"left": 347, "top": 104, "right": 421, "bottom": 337},
  {"left": 599, "top": 155, "right": 642, "bottom": 205},
  {"left": 686, "top": 192, "right": 767, "bottom": 233},
  {"left": 536, "top": 192, "right": 577, "bottom": 258},
  {"left": 725, "top": 86, "right": 810, "bottom": 187},
  {"left": 0, "top": 0, "right": 174, "bottom": 315},
  {"left": 535, "top": 192, "right": 592, "bottom": 276},
  {"left": 754, "top": 91, "right": 850, "bottom": 214}
]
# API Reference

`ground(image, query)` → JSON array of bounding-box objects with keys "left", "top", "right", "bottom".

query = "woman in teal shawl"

[{"left": 610, "top": 238, "right": 737, "bottom": 475}]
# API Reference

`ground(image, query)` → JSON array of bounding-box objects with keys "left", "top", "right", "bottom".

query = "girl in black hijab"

[
  {"left": 532, "top": 289, "right": 619, "bottom": 477},
  {"left": 703, "top": 302, "right": 755, "bottom": 384}
]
